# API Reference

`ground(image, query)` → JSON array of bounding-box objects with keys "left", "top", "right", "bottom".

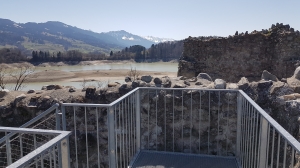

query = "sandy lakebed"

[{"left": 1, "top": 60, "right": 178, "bottom": 89}]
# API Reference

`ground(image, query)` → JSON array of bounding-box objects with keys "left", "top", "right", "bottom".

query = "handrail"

[
  {"left": 138, "top": 87, "right": 239, "bottom": 91},
  {"left": 0, "top": 103, "right": 59, "bottom": 144},
  {"left": 61, "top": 103, "right": 111, "bottom": 107},
  {"left": 239, "top": 90, "right": 300, "bottom": 153},
  {"left": 0, "top": 127, "right": 71, "bottom": 168},
  {"left": 109, "top": 87, "right": 139, "bottom": 106}
]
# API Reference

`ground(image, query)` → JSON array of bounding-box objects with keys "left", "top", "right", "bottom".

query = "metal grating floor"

[{"left": 130, "top": 150, "right": 239, "bottom": 168}]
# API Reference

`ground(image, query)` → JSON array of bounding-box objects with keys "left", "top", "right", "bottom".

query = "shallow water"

[
  {"left": 6, "top": 62, "right": 178, "bottom": 90},
  {"left": 35, "top": 62, "right": 178, "bottom": 73}
]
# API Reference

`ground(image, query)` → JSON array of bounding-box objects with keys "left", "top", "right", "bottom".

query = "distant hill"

[{"left": 0, "top": 18, "right": 174, "bottom": 55}]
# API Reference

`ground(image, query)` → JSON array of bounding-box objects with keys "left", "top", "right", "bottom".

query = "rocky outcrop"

[
  {"left": 3, "top": 67, "right": 300, "bottom": 167},
  {"left": 178, "top": 23, "right": 300, "bottom": 82}
]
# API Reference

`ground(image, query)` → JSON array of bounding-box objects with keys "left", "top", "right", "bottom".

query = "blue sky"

[{"left": 1, "top": 0, "right": 299, "bottom": 40}]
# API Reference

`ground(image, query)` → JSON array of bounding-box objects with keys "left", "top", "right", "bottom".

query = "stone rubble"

[{"left": 1, "top": 66, "right": 300, "bottom": 167}]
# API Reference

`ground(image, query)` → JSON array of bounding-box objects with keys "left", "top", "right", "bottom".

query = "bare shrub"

[
  {"left": 127, "top": 67, "right": 140, "bottom": 81},
  {"left": 96, "top": 80, "right": 106, "bottom": 88},
  {"left": 10, "top": 66, "right": 36, "bottom": 91},
  {"left": 0, "top": 67, "right": 8, "bottom": 89},
  {"left": 81, "top": 78, "right": 88, "bottom": 88}
]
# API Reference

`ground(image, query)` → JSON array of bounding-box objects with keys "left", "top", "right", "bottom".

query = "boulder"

[
  {"left": 27, "top": 89, "right": 35, "bottom": 94},
  {"left": 141, "top": 75, "right": 153, "bottom": 83},
  {"left": 30, "top": 96, "right": 41, "bottom": 102},
  {"left": 214, "top": 79, "right": 226, "bottom": 89},
  {"left": 196, "top": 73, "right": 212, "bottom": 85},
  {"left": 197, "top": 73, "right": 212, "bottom": 81},
  {"left": 69, "top": 87, "right": 76, "bottom": 92},
  {"left": 139, "top": 81, "right": 147, "bottom": 87},
  {"left": 173, "top": 82, "right": 186, "bottom": 88},
  {"left": 43, "top": 96, "right": 51, "bottom": 101},
  {"left": 85, "top": 86, "right": 96, "bottom": 99},
  {"left": 119, "top": 83, "right": 132, "bottom": 95},
  {"left": 16, "top": 94, "right": 26, "bottom": 99},
  {"left": 55, "top": 85, "right": 63, "bottom": 89},
  {"left": 237, "top": 77, "right": 249, "bottom": 90},
  {"left": 132, "top": 80, "right": 140, "bottom": 88},
  {"left": 195, "top": 82, "right": 202, "bottom": 85},
  {"left": 0, "top": 89, "right": 9, "bottom": 98},
  {"left": 108, "top": 83, "right": 118, "bottom": 87},
  {"left": 257, "top": 80, "right": 273, "bottom": 90},
  {"left": 161, "top": 76, "right": 171, "bottom": 88},
  {"left": 184, "top": 80, "right": 190, "bottom": 86},
  {"left": 294, "top": 66, "right": 300, "bottom": 80},
  {"left": 46, "top": 85, "right": 56, "bottom": 90},
  {"left": 261, "top": 70, "right": 278, "bottom": 81},
  {"left": 41, "top": 85, "right": 47, "bottom": 90},
  {"left": 269, "top": 82, "right": 293, "bottom": 96},
  {"left": 125, "top": 76, "right": 131, "bottom": 82},
  {"left": 226, "top": 83, "right": 238, "bottom": 90},
  {"left": 287, "top": 67, "right": 300, "bottom": 93},
  {"left": 189, "top": 77, "right": 197, "bottom": 82},
  {"left": 153, "top": 78, "right": 162, "bottom": 85}
]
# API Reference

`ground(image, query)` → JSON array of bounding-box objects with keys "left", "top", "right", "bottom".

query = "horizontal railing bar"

[
  {"left": 20, "top": 103, "right": 59, "bottom": 128},
  {"left": 139, "top": 87, "right": 239, "bottom": 92},
  {"left": 7, "top": 130, "right": 71, "bottom": 168},
  {"left": 0, "top": 127, "right": 70, "bottom": 135},
  {"left": 109, "top": 88, "right": 139, "bottom": 106},
  {"left": 239, "top": 90, "right": 300, "bottom": 153},
  {"left": 62, "top": 88, "right": 140, "bottom": 107},
  {"left": 61, "top": 103, "right": 111, "bottom": 107},
  {"left": 0, "top": 103, "right": 59, "bottom": 144}
]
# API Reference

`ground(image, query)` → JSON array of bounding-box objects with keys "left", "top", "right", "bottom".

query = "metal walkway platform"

[{"left": 130, "top": 150, "right": 240, "bottom": 168}]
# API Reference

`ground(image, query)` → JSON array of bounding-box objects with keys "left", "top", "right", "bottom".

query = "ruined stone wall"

[{"left": 178, "top": 23, "right": 300, "bottom": 82}]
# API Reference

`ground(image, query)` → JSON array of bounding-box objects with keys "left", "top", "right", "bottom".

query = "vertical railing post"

[
  {"left": 259, "top": 116, "right": 269, "bottom": 168},
  {"left": 58, "top": 106, "right": 65, "bottom": 167},
  {"left": 236, "top": 92, "right": 242, "bottom": 163},
  {"left": 135, "top": 89, "right": 141, "bottom": 151},
  {"left": 5, "top": 132, "right": 12, "bottom": 166},
  {"left": 56, "top": 106, "right": 61, "bottom": 130},
  {"left": 108, "top": 107, "right": 116, "bottom": 168},
  {"left": 61, "top": 106, "right": 67, "bottom": 131},
  {"left": 60, "top": 138, "right": 71, "bottom": 168}
]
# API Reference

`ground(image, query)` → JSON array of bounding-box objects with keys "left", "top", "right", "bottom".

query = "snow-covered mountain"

[
  {"left": 104, "top": 30, "right": 154, "bottom": 48},
  {"left": 142, "top": 36, "right": 175, "bottom": 43}
]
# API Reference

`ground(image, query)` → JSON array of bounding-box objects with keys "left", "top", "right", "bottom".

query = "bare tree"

[
  {"left": 127, "top": 67, "right": 140, "bottom": 81},
  {"left": 10, "top": 66, "right": 36, "bottom": 91},
  {"left": 80, "top": 78, "right": 88, "bottom": 88},
  {"left": 0, "top": 67, "right": 8, "bottom": 89}
]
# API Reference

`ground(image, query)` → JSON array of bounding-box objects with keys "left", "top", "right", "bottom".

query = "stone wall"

[
  {"left": 139, "top": 89, "right": 237, "bottom": 155},
  {"left": 178, "top": 23, "right": 300, "bottom": 82}
]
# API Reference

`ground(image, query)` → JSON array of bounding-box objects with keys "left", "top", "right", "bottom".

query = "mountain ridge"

[{"left": 0, "top": 18, "right": 175, "bottom": 54}]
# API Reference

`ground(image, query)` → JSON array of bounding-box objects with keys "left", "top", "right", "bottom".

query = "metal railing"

[
  {"left": 54, "top": 87, "right": 300, "bottom": 167},
  {"left": 61, "top": 88, "right": 140, "bottom": 168},
  {"left": 0, "top": 127, "right": 70, "bottom": 168},
  {"left": 237, "top": 91, "right": 300, "bottom": 168},
  {"left": 0, "top": 103, "right": 60, "bottom": 145}
]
